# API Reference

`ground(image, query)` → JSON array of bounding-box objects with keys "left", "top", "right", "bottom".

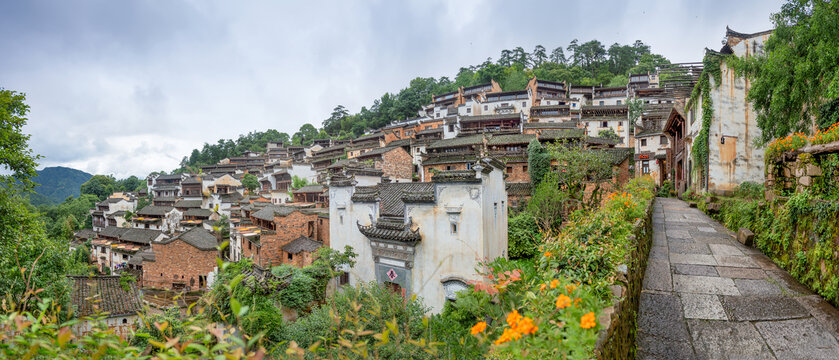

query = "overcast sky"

[{"left": 0, "top": 0, "right": 780, "bottom": 178}]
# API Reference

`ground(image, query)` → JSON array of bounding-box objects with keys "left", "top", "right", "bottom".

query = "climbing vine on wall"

[{"left": 688, "top": 52, "right": 725, "bottom": 183}]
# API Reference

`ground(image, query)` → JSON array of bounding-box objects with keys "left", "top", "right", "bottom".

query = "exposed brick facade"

[
  {"left": 143, "top": 240, "right": 216, "bottom": 291},
  {"left": 377, "top": 147, "right": 414, "bottom": 180},
  {"left": 504, "top": 162, "right": 530, "bottom": 182},
  {"left": 243, "top": 210, "right": 328, "bottom": 268}
]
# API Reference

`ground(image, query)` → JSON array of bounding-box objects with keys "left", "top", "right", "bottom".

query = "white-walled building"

[{"left": 329, "top": 158, "right": 508, "bottom": 313}]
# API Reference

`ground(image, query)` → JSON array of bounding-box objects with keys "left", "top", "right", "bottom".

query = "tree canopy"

[{"left": 743, "top": 0, "right": 839, "bottom": 143}]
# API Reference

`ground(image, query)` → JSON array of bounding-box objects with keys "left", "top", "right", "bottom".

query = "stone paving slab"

[
  {"left": 766, "top": 270, "right": 814, "bottom": 296},
  {"left": 674, "top": 274, "right": 740, "bottom": 295},
  {"left": 638, "top": 292, "right": 692, "bottom": 341},
  {"left": 639, "top": 198, "right": 839, "bottom": 359},
  {"left": 755, "top": 318, "right": 839, "bottom": 359},
  {"left": 714, "top": 255, "right": 760, "bottom": 268},
  {"left": 749, "top": 253, "right": 782, "bottom": 271},
  {"left": 709, "top": 244, "right": 744, "bottom": 256},
  {"left": 648, "top": 246, "right": 669, "bottom": 260},
  {"left": 796, "top": 295, "right": 839, "bottom": 340},
  {"left": 670, "top": 243, "right": 711, "bottom": 255},
  {"left": 643, "top": 259, "right": 672, "bottom": 292},
  {"left": 673, "top": 264, "right": 719, "bottom": 277},
  {"left": 681, "top": 293, "right": 727, "bottom": 320},
  {"left": 734, "top": 279, "right": 783, "bottom": 296},
  {"left": 715, "top": 266, "right": 766, "bottom": 279},
  {"left": 721, "top": 295, "right": 810, "bottom": 321},
  {"left": 670, "top": 253, "right": 718, "bottom": 266},
  {"left": 686, "top": 320, "right": 776, "bottom": 360}
]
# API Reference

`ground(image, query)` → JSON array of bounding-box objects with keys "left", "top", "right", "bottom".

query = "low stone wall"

[{"left": 593, "top": 198, "right": 655, "bottom": 358}]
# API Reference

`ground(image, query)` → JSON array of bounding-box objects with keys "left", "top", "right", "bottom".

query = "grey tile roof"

[
  {"left": 175, "top": 199, "right": 203, "bottom": 209},
  {"left": 506, "top": 182, "right": 532, "bottom": 196},
  {"left": 378, "top": 183, "right": 435, "bottom": 217},
  {"left": 426, "top": 134, "right": 485, "bottom": 149},
  {"left": 156, "top": 174, "right": 184, "bottom": 180},
  {"left": 99, "top": 227, "right": 129, "bottom": 239},
  {"left": 432, "top": 170, "right": 482, "bottom": 184},
  {"left": 251, "top": 205, "right": 299, "bottom": 221},
  {"left": 182, "top": 177, "right": 201, "bottom": 185},
  {"left": 282, "top": 236, "right": 323, "bottom": 254},
  {"left": 358, "top": 216, "right": 422, "bottom": 243},
  {"left": 74, "top": 229, "right": 97, "bottom": 240},
  {"left": 356, "top": 146, "right": 399, "bottom": 158},
  {"left": 353, "top": 132, "right": 384, "bottom": 142},
  {"left": 459, "top": 114, "right": 522, "bottom": 123},
  {"left": 159, "top": 227, "right": 218, "bottom": 251},
  {"left": 68, "top": 275, "right": 142, "bottom": 318},
  {"left": 523, "top": 122, "right": 579, "bottom": 129},
  {"left": 184, "top": 208, "right": 212, "bottom": 217},
  {"left": 487, "top": 134, "right": 537, "bottom": 146},
  {"left": 293, "top": 185, "right": 326, "bottom": 194},
  {"left": 539, "top": 129, "right": 587, "bottom": 141},
  {"left": 120, "top": 228, "right": 165, "bottom": 245},
  {"left": 137, "top": 205, "right": 176, "bottom": 216}
]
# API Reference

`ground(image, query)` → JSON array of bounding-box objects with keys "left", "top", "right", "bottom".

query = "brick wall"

[
  {"left": 377, "top": 148, "right": 413, "bottom": 180},
  {"left": 317, "top": 216, "right": 329, "bottom": 246},
  {"left": 143, "top": 240, "right": 216, "bottom": 291},
  {"left": 243, "top": 211, "right": 325, "bottom": 268},
  {"left": 504, "top": 162, "right": 530, "bottom": 182}
]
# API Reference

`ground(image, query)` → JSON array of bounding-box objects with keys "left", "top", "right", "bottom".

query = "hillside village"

[
  {"left": 3, "top": 1, "right": 837, "bottom": 355},
  {"left": 69, "top": 26, "right": 770, "bottom": 324}
]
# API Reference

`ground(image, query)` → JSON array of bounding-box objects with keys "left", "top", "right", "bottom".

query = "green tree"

[
  {"left": 80, "top": 175, "right": 116, "bottom": 200},
  {"left": 598, "top": 128, "right": 621, "bottom": 140},
  {"left": 241, "top": 173, "right": 259, "bottom": 194},
  {"left": 743, "top": 0, "right": 839, "bottom": 142},
  {"left": 531, "top": 45, "right": 547, "bottom": 66},
  {"left": 0, "top": 88, "right": 71, "bottom": 312},
  {"left": 0, "top": 89, "right": 40, "bottom": 190},
  {"left": 527, "top": 139, "right": 550, "bottom": 186},
  {"left": 291, "top": 175, "right": 309, "bottom": 189}
]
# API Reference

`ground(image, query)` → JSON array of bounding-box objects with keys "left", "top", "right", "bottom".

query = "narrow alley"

[{"left": 637, "top": 198, "right": 839, "bottom": 359}]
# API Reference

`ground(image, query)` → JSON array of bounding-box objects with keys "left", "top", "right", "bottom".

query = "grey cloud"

[{"left": 1, "top": 0, "right": 779, "bottom": 178}]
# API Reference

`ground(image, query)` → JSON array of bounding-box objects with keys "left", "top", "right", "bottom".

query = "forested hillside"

[
  {"left": 27, "top": 166, "right": 92, "bottom": 206},
  {"left": 177, "top": 40, "right": 669, "bottom": 171}
]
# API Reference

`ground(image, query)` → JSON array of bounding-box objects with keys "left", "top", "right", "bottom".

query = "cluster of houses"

[{"left": 70, "top": 26, "right": 770, "bottom": 325}]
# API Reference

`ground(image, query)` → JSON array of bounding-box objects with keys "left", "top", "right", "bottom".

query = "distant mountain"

[{"left": 28, "top": 166, "right": 93, "bottom": 206}]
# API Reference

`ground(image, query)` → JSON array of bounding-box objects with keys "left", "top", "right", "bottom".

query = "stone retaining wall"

[{"left": 593, "top": 198, "right": 655, "bottom": 358}]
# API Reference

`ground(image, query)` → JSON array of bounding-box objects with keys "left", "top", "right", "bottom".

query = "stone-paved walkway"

[{"left": 637, "top": 198, "right": 839, "bottom": 359}]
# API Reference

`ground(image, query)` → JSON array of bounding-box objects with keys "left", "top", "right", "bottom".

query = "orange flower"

[
  {"left": 565, "top": 284, "right": 577, "bottom": 293},
  {"left": 574, "top": 298, "right": 582, "bottom": 307},
  {"left": 513, "top": 316, "right": 538, "bottom": 335},
  {"left": 540, "top": 283, "right": 547, "bottom": 292},
  {"left": 471, "top": 321, "right": 487, "bottom": 335},
  {"left": 544, "top": 251, "right": 552, "bottom": 257},
  {"left": 550, "top": 279, "right": 560, "bottom": 289},
  {"left": 506, "top": 310, "right": 523, "bottom": 328},
  {"left": 494, "top": 327, "right": 522, "bottom": 345},
  {"left": 556, "top": 294, "right": 572, "bottom": 309},
  {"left": 580, "top": 312, "right": 597, "bottom": 329}
]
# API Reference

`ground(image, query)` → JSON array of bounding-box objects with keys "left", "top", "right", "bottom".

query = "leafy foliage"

[
  {"left": 507, "top": 211, "right": 542, "bottom": 259},
  {"left": 178, "top": 129, "right": 295, "bottom": 170},
  {"left": 740, "top": 0, "right": 839, "bottom": 143},
  {"left": 0, "top": 88, "right": 40, "bottom": 191},
  {"left": 241, "top": 173, "right": 259, "bottom": 194},
  {"left": 526, "top": 139, "right": 551, "bottom": 187},
  {"left": 597, "top": 128, "right": 620, "bottom": 140}
]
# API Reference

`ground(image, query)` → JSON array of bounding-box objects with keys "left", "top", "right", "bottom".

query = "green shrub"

[
  {"left": 507, "top": 211, "right": 542, "bottom": 259},
  {"left": 657, "top": 180, "right": 673, "bottom": 198},
  {"left": 734, "top": 181, "right": 765, "bottom": 199}
]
